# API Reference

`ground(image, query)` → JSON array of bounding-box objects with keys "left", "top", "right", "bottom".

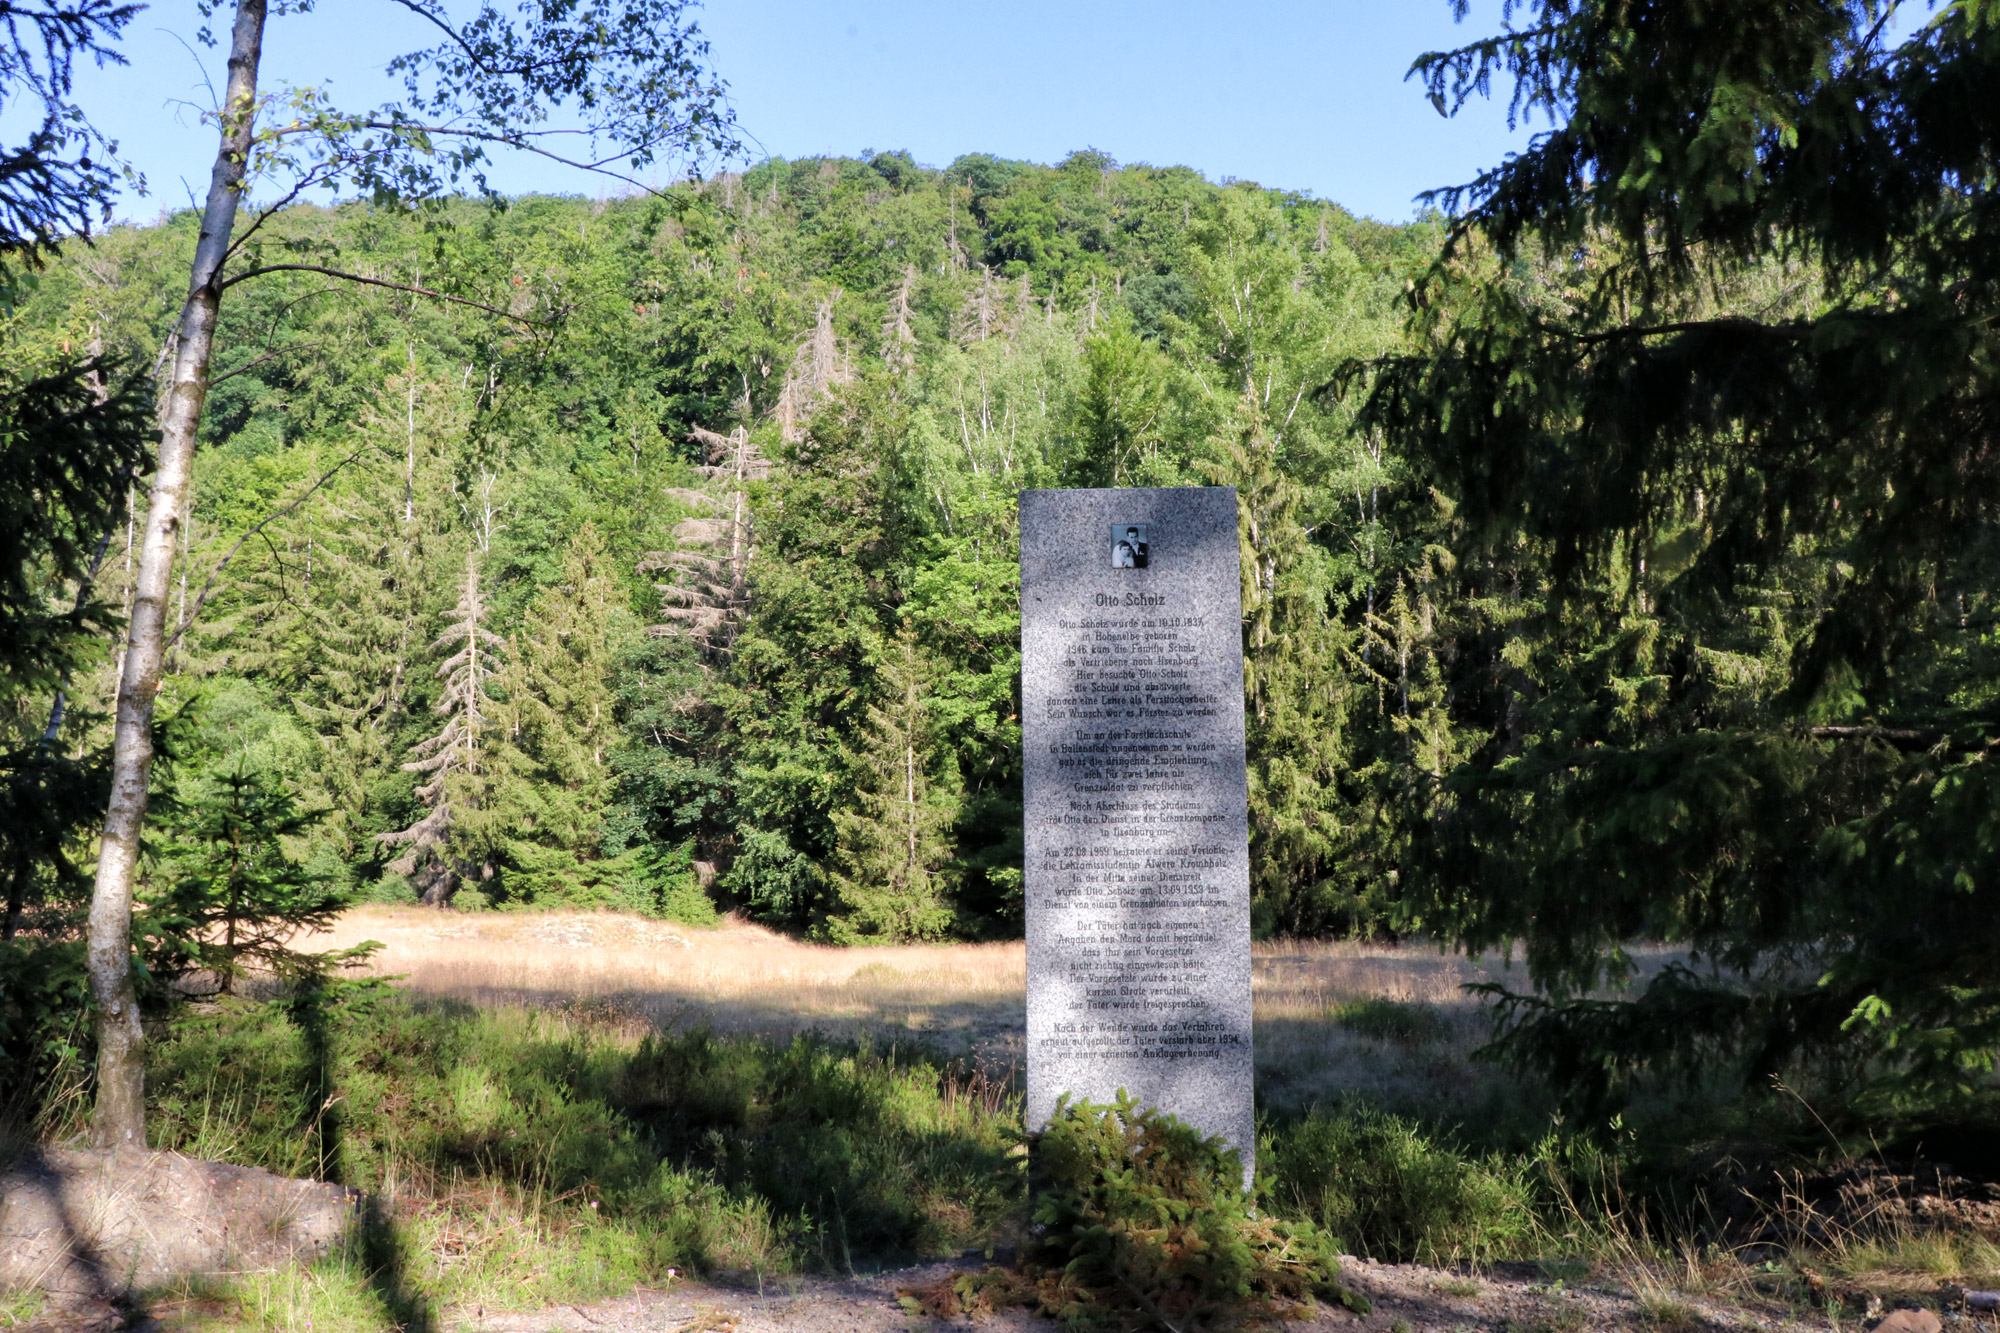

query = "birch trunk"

[{"left": 86, "top": 0, "right": 266, "bottom": 1150}]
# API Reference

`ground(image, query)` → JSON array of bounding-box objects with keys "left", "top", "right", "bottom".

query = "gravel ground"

[{"left": 13, "top": 1253, "right": 1997, "bottom": 1333}]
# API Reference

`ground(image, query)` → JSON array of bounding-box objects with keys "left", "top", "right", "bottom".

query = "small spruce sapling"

[
  {"left": 1030, "top": 1092, "right": 1370, "bottom": 1330},
  {"left": 142, "top": 768, "right": 353, "bottom": 994}
]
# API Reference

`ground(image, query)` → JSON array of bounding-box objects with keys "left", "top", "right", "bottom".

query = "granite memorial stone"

[{"left": 1019, "top": 486, "right": 1255, "bottom": 1169}]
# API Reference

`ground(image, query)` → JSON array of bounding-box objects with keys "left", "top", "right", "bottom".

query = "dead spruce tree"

[
  {"left": 953, "top": 266, "right": 1001, "bottom": 346},
  {"left": 641, "top": 425, "right": 769, "bottom": 658},
  {"left": 881, "top": 267, "right": 917, "bottom": 375},
  {"left": 644, "top": 298, "right": 848, "bottom": 656},
  {"left": 774, "top": 292, "right": 852, "bottom": 444}
]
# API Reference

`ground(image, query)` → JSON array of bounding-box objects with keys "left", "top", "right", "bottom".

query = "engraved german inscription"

[{"left": 1020, "top": 487, "right": 1254, "bottom": 1168}]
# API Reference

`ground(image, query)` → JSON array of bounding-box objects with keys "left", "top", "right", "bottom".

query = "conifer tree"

[
  {"left": 881, "top": 267, "right": 917, "bottom": 375},
  {"left": 142, "top": 768, "right": 346, "bottom": 994},
  {"left": 775, "top": 292, "right": 850, "bottom": 444},
  {"left": 825, "top": 624, "right": 957, "bottom": 941},
  {"left": 1362, "top": 0, "right": 2000, "bottom": 1117},
  {"left": 381, "top": 552, "right": 511, "bottom": 905},
  {"left": 292, "top": 371, "right": 465, "bottom": 854},
  {"left": 1207, "top": 398, "right": 1358, "bottom": 934},
  {"left": 1075, "top": 321, "right": 1170, "bottom": 486},
  {"left": 506, "top": 522, "right": 620, "bottom": 871},
  {"left": 643, "top": 425, "right": 768, "bottom": 657},
  {"left": 0, "top": 346, "right": 147, "bottom": 942},
  {"left": 952, "top": 266, "right": 1001, "bottom": 346}
]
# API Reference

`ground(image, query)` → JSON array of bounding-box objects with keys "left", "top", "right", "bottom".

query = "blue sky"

[{"left": 63, "top": 1, "right": 1547, "bottom": 225}]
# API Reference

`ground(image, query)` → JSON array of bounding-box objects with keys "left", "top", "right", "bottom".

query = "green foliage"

[
  {"left": 26, "top": 153, "right": 1409, "bottom": 942},
  {"left": 0, "top": 2, "right": 135, "bottom": 266},
  {"left": 0, "top": 291, "right": 151, "bottom": 949},
  {"left": 143, "top": 993, "right": 1024, "bottom": 1274},
  {"left": 1265, "top": 1105, "right": 1536, "bottom": 1266},
  {"left": 1030, "top": 1093, "right": 1369, "bottom": 1330},
  {"left": 1072, "top": 320, "right": 1173, "bottom": 487},
  {"left": 380, "top": 553, "right": 525, "bottom": 905},
  {"left": 140, "top": 767, "right": 352, "bottom": 994},
  {"left": 1330, "top": 998, "right": 1446, "bottom": 1046},
  {"left": 0, "top": 340, "right": 148, "bottom": 698},
  {"left": 1354, "top": 0, "right": 2000, "bottom": 1129},
  {"left": 824, "top": 624, "right": 959, "bottom": 941},
  {"left": 0, "top": 936, "right": 88, "bottom": 1121}
]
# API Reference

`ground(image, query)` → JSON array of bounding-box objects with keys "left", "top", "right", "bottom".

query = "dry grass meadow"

[{"left": 298, "top": 906, "right": 1644, "bottom": 1115}]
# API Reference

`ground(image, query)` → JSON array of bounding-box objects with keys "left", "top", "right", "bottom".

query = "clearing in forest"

[{"left": 303, "top": 906, "right": 1683, "bottom": 1116}]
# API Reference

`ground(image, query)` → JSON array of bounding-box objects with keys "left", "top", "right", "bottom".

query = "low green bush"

[
  {"left": 1266, "top": 1105, "right": 1538, "bottom": 1265},
  {"left": 0, "top": 938, "right": 89, "bottom": 1127},
  {"left": 1030, "top": 1093, "right": 1369, "bottom": 1330}
]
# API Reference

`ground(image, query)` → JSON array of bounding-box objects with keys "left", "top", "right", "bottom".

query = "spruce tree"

[
  {"left": 1361, "top": 0, "right": 2000, "bottom": 1120},
  {"left": 142, "top": 768, "right": 347, "bottom": 994},
  {"left": 881, "top": 266, "right": 917, "bottom": 375},
  {"left": 774, "top": 292, "right": 851, "bottom": 445},
  {"left": 1206, "top": 397, "right": 1358, "bottom": 935},
  {"left": 952, "top": 266, "right": 1001, "bottom": 346},
  {"left": 381, "top": 552, "right": 512, "bottom": 905},
  {"left": 0, "top": 347, "right": 147, "bottom": 941},
  {"left": 503, "top": 522, "right": 623, "bottom": 896},
  {"left": 825, "top": 624, "right": 957, "bottom": 942},
  {"left": 643, "top": 425, "right": 768, "bottom": 657},
  {"left": 292, "top": 371, "right": 466, "bottom": 856}
]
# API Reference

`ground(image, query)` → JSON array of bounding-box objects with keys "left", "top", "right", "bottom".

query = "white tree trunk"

[{"left": 86, "top": 0, "right": 266, "bottom": 1151}]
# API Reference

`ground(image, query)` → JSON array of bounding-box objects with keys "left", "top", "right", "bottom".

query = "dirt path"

[{"left": 456, "top": 1254, "right": 1897, "bottom": 1333}]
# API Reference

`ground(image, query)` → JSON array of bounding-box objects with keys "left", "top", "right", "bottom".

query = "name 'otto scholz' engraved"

[{"left": 1019, "top": 487, "right": 1255, "bottom": 1167}]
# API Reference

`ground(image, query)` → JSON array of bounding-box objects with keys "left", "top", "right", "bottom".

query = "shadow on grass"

[
  {"left": 290, "top": 970, "right": 433, "bottom": 1333},
  {"left": 142, "top": 986, "right": 1032, "bottom": 1287}
]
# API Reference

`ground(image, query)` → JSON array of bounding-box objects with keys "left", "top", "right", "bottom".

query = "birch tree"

[{"left": 85, "top": 0, "right": 736, "bottom": 1148}]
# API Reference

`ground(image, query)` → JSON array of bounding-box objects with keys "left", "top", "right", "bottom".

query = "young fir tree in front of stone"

[{"left": 825, "top": 623, "right": 958, "bottom": 941}]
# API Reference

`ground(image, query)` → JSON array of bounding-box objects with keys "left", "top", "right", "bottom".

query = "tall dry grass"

[
  {"left": 301, "top": 906, "right": 1658, "bottom": 1114},
  {"left": 306, "top": 906, "right": 1028, "bottom": 1063}
]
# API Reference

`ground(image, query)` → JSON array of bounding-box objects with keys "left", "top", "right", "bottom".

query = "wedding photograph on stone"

[{"left": 1112, "top": 523, "right": 1149, "bottom": 568}]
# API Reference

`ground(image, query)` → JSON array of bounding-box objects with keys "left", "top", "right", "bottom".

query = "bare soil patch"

[{"left": 426, "top": 1253, "right": 1969, "bottom": 1333}]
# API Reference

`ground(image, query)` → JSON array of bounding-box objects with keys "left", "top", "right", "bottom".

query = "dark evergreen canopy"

[{"left": 1362, "top": 0, "right": 2000, "bottom": 1119}]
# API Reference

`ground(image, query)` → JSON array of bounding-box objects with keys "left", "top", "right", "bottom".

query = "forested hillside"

[{"left": 11, "top": 153, "right": 1440, "bottom": 943}]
